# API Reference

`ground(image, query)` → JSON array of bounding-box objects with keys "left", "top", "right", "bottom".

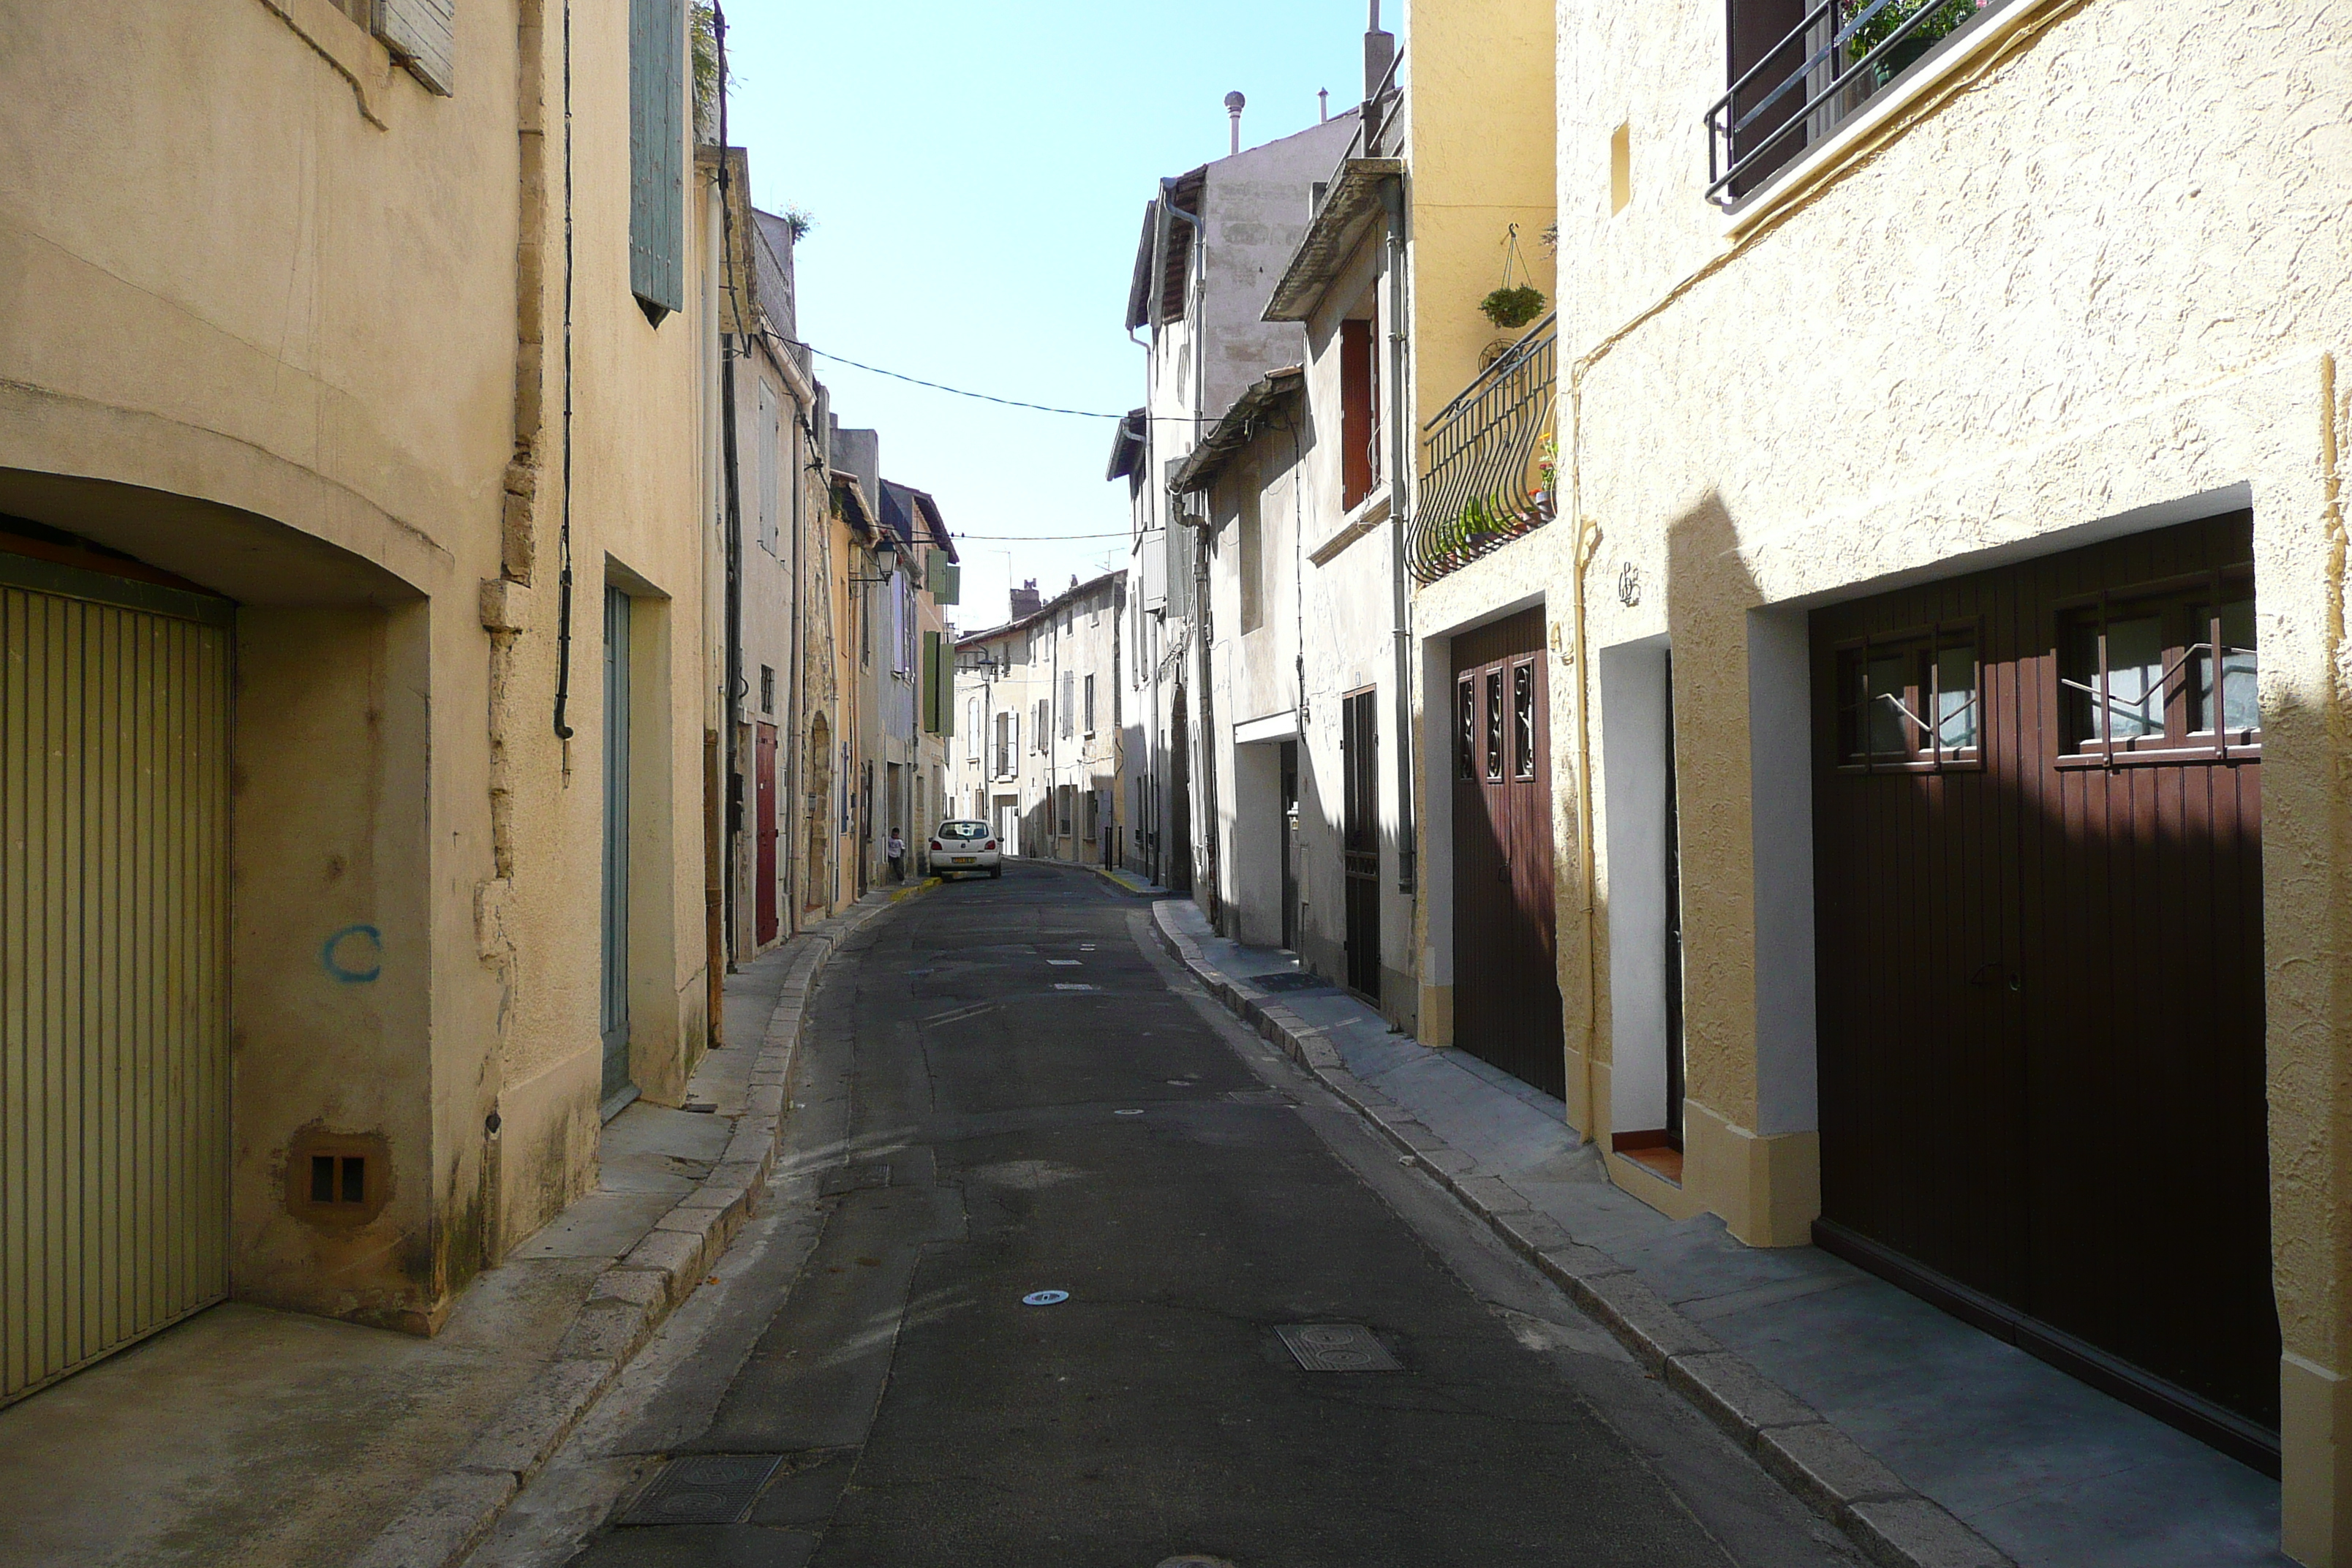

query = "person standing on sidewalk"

[{"left": 886, "top": 829, "right": 905, "bottom": 882}]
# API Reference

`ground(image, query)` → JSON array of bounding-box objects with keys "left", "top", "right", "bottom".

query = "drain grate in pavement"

[
  {"left": 1275, "top": 1322, "right": 1403, "bottom": 1372},
  {"left": 619, "top": 1453, "right": 784, "bottom": 1526},
  {"left": 1248, "top": 971, "right": 1333, "bottom": 994}
]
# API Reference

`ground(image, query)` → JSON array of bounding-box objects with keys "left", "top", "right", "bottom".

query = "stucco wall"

[
  {"left": 1442, "top": 0, "right": 2352, "bottom": 1547},
  {"left": 0, "top": 0, "right": 712, "bottom": 1330},
  {"left": 1403, "top": 0, "right": 1559, "bottom": 437}
]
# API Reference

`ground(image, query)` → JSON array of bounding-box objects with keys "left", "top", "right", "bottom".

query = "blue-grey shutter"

[
  {"left": 629, "top": 0, "right": 686, "bottom": 320},
  {"left": 377, "top": 0, "right": 455, "bottom": 95}
]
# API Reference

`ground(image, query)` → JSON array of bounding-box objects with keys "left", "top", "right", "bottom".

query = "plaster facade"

[
  {"left": 1119, "top": 112, "right": 1360, "bottom": 900},
  {"left": 0, "top": 0, "right": 710, "bottom": 1346},
  {"left": 717, "top": 175, "right": 828, "bottom": 962},
  {"left": 950, "top": 571, "right": 1126, "bottom": 867},
  {"left": 1191, "top": 385, "right": 1398, "bottom": 990},
  {"left": 1403, "top": 0, "right": 2352, "bottom": 1549}
]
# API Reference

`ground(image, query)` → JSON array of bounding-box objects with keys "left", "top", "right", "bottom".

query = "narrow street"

[{"left": 473, "top": 865, "right": 1855, "bottom": 1568}]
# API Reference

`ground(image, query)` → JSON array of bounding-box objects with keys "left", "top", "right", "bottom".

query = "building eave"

[
  {"left": 954, "top": 567, "right": 1129, "bottom": 648},
  {"left": 1261, "top": 157, "right": 1404, "bottom": 324},
  {"left": 1169, "top": 366, "right": 1303, "bottom": 494},
  {"left": 1106, "top": 409, "right": 1148, "bottom": 482}
]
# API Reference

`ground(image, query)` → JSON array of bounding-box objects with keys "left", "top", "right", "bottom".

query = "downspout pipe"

[
  {"left": 1187, "top": 498, "right": 1218, "bottom": 924},
  {"left": 552, "top": 0, "right": 576, "bottom": 742},
  {"left": 715, "top": 67, "right": 745, "bottom": 967},
  {"left": 1382, "top": 174, "right": 1417, "bottom": 897}
]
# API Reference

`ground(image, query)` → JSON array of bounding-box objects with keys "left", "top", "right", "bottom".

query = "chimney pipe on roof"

[
  {"left": 1319, "top": 88, "right": 1329, "bottom": 122},
  {"left": 1224, "top": 91, "right": 1245, "bottom": 156},
  {"left": 1364, "top": 1, "right": 1395, "bottom": 102}
]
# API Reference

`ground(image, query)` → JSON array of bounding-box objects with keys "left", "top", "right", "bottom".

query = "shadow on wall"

[{"left": 1660, "top": 489, "right": 1762, "bottom": 1143}]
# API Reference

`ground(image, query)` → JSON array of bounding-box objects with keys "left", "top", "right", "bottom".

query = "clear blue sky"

[{"left": 720, "top": 1, "right": 1394, "bottom": 630}]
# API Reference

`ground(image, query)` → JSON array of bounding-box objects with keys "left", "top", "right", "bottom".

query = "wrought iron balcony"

[
  {"left": 1409, "top": 314, "right": 1556, "bottom": 585},
  {"left": 1707, "top": 0, "right": 1997, "bottom": 206}
]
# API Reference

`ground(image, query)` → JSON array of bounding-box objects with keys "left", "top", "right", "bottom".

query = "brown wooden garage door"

[
  {"left": 1452, "top": 609, "right": 1564, "bottom": 1098},
  {"left": 1810, "top": 513, "right": 2275, "bottom": 1466}
]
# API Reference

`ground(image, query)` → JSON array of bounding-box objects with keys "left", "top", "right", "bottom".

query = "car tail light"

[
  {"left": 982, "top": 840, "right": 996, "bottom": 851},
  {"left": 930, "top": 840, "right": 943, "bottom": 853}
]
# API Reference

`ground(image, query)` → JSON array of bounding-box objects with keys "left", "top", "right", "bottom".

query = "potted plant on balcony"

[
  {"left": 1849, "top": 0, "right": 1983, "bottom": 85},
  {"left": 1480, "top": 223, "right": 1546, "bottom": 331},
  {"left": 1481, "top": 285, "right": 1545, "bottom": 331}
]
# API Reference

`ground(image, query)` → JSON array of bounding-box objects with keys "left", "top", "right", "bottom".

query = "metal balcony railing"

[
  {"left": 1707, "top": 0, "right": 1997, "bottom": 206},
  {"left": 1409, "top": 315, "right": 1556, "bottom": 585}
]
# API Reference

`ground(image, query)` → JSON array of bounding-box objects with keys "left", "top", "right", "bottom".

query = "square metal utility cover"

[
  {"left": 1276, "top": 1322, "right": 1402, "bottom": 1372},
  {"left": 1249, "top": 972, "right": 1334, "bottom": 994},
  {"left": 619, "top": 1453, "right": 784, "bottom": 1525}
]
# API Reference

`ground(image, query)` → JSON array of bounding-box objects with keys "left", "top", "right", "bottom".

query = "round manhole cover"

[{"left": 1022, "top": 1289, "right": 1070, "bottom": 1305}]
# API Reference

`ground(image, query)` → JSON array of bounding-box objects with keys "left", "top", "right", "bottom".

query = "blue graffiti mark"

[{"left": 322, "top": 924, "right": 382, "bottom": 984}]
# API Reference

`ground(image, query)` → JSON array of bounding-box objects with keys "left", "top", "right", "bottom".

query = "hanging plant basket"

[{"left": 1480, "top": 285, "right": 1545, "bottom": 330}]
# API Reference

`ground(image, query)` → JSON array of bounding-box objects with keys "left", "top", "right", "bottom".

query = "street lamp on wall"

[{"left": 849, "top": 535, "right": 899, "bottom": 587}]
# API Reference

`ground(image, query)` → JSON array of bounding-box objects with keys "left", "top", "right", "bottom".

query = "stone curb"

[
  {"left": 1082, "top": 861, "right": 1156, "bottom": 897},
  {"left": 1145, "top": 900, "right": 2016, "bottom": 1568},
  {"left": 352, "top": 889, "right": 921, "bottom": 1568}
]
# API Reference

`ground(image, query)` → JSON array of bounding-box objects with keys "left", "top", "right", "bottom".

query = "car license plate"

[{"left": 954, "top": 856, "right": 974, "bottom": 864}]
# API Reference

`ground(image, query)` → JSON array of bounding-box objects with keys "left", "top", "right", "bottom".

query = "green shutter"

[
  {"left": 930, "top": 551, "right": 961, "bottom": 606},
  {"left": 628, "top": 0, "right": 685, "bottom": 320},
  {"left": 922, "top": 630, "right": 941, "bottom": 734},
  {"left": 940, "top": 636, "right": 955, "bottom": 738}
]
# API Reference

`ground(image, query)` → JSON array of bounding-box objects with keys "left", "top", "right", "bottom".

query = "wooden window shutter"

[
  {"left": 377, "top": 0, "right": 455, "bottom": 95},
  {"left": 628, "top": 0, "right": 686, "bottom": 320},
  {"left": 941, "top": 641, "right": 954, "bottom": 739},
  {"left": 922, "top": 631, "right": 941, "bottom": 734}
]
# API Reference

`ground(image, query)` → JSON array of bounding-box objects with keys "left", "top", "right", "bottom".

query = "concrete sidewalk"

[
  {"left": 0, "top": 892, "right": 908, "bottom": 1568},
  {"left": 1152, "top": 896, "right": 2287, "bottom": 1568}
]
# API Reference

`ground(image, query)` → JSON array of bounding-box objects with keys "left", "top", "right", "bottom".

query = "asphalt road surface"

[{"left": 489, "top": 862, "right": 1858, "bottom": 1568}]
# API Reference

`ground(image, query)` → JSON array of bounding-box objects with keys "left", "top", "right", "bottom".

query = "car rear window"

[{"left": 938, "top": 821, "right": 990, "bottom": 840}]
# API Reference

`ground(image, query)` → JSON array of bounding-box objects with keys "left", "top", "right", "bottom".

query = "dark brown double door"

[
  {"left": 1452, "top": 610, "right": 1565, "bottom": 1098},
  {"left": 1812, "top": 514, "right": 2275, "bottom": 1462}
]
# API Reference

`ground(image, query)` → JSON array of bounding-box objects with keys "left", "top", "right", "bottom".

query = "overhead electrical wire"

[
  {"left": 780, "top": 339, "right": 1188, "bottom": 422},
  {"left": 953, "top": 530, "right": 1131, "bottom": 541}
]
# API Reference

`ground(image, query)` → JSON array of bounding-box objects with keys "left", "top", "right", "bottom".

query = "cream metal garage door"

[{"left": 2, "top": 551, "right": 231, "bottom": 1405}]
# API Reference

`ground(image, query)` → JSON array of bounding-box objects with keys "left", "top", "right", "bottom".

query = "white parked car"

[{"left": 928, "top": 819, "right": 1001, "bottom": 878}]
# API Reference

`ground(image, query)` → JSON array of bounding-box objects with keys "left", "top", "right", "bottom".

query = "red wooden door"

[
  {"left": 755, "top": 722, "right": 779, "bottom": 946},
  {"left": 1451, "top": 610, "right": 1564, "bottom": 1098},
  {"left": 1811, "top": 513, "right": 2274, "bottom": 1462}
]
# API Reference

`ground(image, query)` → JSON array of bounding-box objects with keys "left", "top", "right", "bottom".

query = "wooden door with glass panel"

[
  {"left": 1451, "top": 610, "right": 1564, "bottom": 1098},
  {"left": 1812, "top": 511, "right": 2275, "bottom": 1459}
]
